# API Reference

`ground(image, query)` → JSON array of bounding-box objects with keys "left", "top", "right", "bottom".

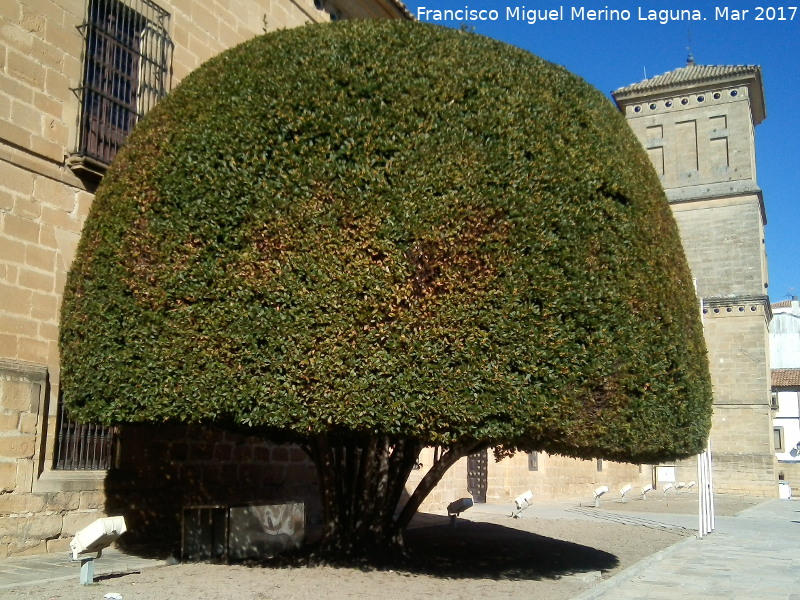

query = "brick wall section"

[
  {"left": 0, "top": 1, "right": 329, "bottom": 166},
  {"left": 0, "top": 358, "right": 108, "bottom": 558},
  {"left": 0, "top": 362, "right": 44, "bottom": 497},
  {"left": 488, "top": 453, "right": 652, "bottom": 504},
  {"left": 0, "top": 488, "right": 104, "bottom": 557},
  {"left": 0, "top": 1, "right": 84, "bottom": 165}
]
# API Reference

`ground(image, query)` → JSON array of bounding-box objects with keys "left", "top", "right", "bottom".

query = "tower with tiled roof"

[{"left": 613, "top": 59, "right": 777, "bottom": 496}]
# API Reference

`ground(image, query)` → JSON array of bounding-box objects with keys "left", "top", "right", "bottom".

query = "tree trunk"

[{"left": 304, "top": 435, "right": 484, "bottom": 561}]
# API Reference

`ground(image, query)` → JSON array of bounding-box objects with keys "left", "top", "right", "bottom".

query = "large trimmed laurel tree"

[{"left": 61, "top": 21, "right": 712, "bottom": 558}]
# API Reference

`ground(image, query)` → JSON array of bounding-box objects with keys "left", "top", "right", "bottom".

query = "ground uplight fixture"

[
  {"left": 620, "top": 484, "right": 633, "bottom": 503},
  {"left": 662, "top": 483, "right": 674, "bottom": 497},
  {"left": 593, "top": 485, "right": 609, "bottom": 507},
  {"left": 641, "top": 484, "right": 653, "bottom": 500},
  {"left": 511, "top": 490, "right": 533, "bottom": 518},
  {"left": 70, "top": 516, "right": 127, "bottom": 585},
  {"left": 447, "top": 497, "right": 474, "bottom": 527}
]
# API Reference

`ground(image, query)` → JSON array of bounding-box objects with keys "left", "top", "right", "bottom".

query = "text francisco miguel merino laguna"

[{"left": 414, "top": 5, "right": 792, "bottom": 24}]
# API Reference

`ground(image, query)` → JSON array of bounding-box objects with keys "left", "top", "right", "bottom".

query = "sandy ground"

[{"left": 3, "top": 494, "right": 761, "bottom": 600}]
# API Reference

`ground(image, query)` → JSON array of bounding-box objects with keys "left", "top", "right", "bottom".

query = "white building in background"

[
  {"left": 770, "top": 298, "right": 800, "bottom": 484},
  {"left": 771, "top": 298, "right": 800, "bottom": 368}
]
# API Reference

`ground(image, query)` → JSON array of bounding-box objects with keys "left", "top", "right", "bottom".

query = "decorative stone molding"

[
  {"left": 702, "top": 295, "right": 772, "bottom": 321},
  {"left": 626, "top": 86, "right": 750, "bottom": 117}
]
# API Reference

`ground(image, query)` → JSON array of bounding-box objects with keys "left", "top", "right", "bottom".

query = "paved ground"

[
  {"left": 0, "top": 547, "right": 166, "bottom": 590},
  {"left": 573, "top": 497, "right": 800, "bottom": 600},
  {"left": 1, "top": 497, "right": 797, "bottom": 598}
]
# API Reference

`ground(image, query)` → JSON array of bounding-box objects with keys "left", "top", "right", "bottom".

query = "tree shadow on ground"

[
  {"left": 399, "top": 517, "right": 618, "bottom": 580},
  {"left": 252, "top": 514, "right": 618, "bottom": 581}
]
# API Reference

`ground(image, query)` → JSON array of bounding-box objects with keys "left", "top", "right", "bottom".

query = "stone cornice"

[
  {"left": 613, "top": 64, "right": 766, "bottom": 126},
  {"left": 702, "top": 295, "right": 772, "bottom": 321}
]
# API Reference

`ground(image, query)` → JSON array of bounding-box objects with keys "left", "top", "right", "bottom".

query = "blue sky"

[{"left": 403, "top": 0, "right": 799, "bottom": 302}]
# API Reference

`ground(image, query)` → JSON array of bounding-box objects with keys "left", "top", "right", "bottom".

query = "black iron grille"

[
  {"left": 54, "top": 394, "right": 118, "bottom": 470},
  {"left": 76, "top": 0, "right": 172, "bottom": 165}
]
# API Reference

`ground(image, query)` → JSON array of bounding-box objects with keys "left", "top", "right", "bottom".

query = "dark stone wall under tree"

[{"left": 104, "top": 424, "right": 320, "bottom": 553}]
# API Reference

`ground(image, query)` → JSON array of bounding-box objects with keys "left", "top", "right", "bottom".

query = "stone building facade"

[{"left": 612, "top": 60, "right": 777, "bottom": 496}]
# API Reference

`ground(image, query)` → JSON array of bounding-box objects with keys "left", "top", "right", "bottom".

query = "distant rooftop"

[
  {"left": 772, "top": 300, "right": 794, "bottom": 309},
  {"left": 772, "top": 368, "right": 800, "bottom": 388}
]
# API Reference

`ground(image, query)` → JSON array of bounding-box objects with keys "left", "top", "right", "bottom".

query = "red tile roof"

[
  {"left": 772, "top": 369, "right": 800, "bottom": 388},
  {"left": 613, "top": 64, "right": 760, "bottom": 96},
  {"left": 772, "top": 299, "right": 798, "bottom": 309}
]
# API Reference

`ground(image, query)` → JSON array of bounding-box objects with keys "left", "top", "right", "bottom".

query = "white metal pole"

[
  {"left": 707, "top": 440, "right": 715, "bottom": 532},
  {"left": 696, "top": 290, "right": 715, "bottom": 538}
]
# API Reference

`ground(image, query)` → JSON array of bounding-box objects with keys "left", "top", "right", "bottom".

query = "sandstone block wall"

[
  {"left": 672, "top": 196, "right": 767, "bottom": 299},
  {"left": 702, "top": 303, "right": 771, "bottom": 406},
  {"left": 0, "top": 358, "right": 108, "bottom": 557},
  {"left": 622, "top": 82, "right": 758, "bottom": 191},
  {"left": 410, "top": 450, "right": 653, "bottom": 513},
  {"left": 699, "top": 302, "right": 776, "bottom": 495}
]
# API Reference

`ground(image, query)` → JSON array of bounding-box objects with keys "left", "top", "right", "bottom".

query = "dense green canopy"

[{"left": 61, "top": 20, "right": 712, "bottom": 464}]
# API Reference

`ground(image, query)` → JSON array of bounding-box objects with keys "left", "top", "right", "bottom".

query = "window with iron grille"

[
  {"left": 54, "top": 390, "right": 119, "bottom": 470},
  {"left": 74, "top": 0, "right": 172, "bottom": 168}
]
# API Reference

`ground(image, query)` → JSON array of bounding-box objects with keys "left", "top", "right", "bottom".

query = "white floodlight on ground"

[
  {"left": 676, "top": 482, "right": 686, "bottom": 491},
  {"left": 620, "top": 484, "right": 632, "bottom": 503},
  {"left": 641, "top": 484, "right": 653, "bottom": 500},
  {"left": 687, "top": 481, "right": 697, "bottom": 489},
  {"left": 447, "top": 497, "right": 474, "bottom": 527},
  {"left": 663, "top": 483, "right": 674, "bottom": 497},
  {"left": 70, "top": 516, "right": 127, "bottom": 585},
  {"left": 593, "top": 485, "right": 609, "bottom": 507},
  {"left": 511, "top": 490, "right": 533, "bottom": 518}
]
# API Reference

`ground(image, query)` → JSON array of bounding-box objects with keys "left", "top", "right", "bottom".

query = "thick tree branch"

[{"left": 394, "top": 439, "right": 488, "bottom": 532}]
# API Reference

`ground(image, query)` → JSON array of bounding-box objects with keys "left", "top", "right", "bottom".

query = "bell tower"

[{"left": 613, "top": 60, "right": 777, "bottom": 496}]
